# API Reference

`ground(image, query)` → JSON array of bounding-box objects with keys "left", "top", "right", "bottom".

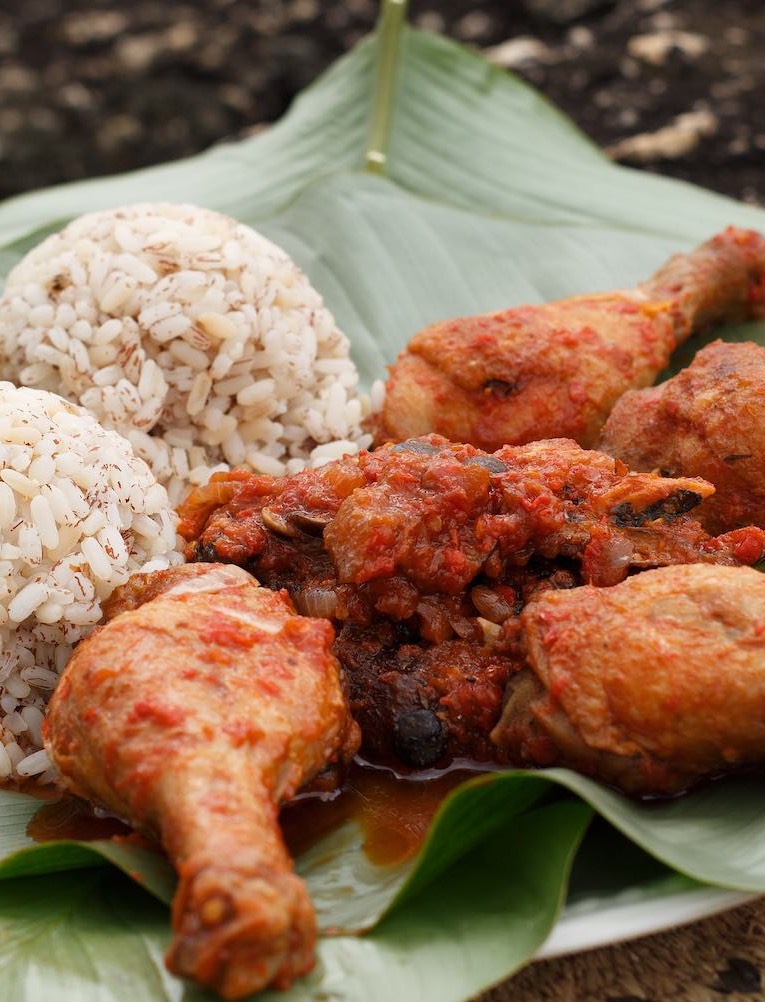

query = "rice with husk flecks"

[
  {"left": 0, "top": 203, "right": 372, "bottom": 506},
  {"left": 0, "top": 382, "right": 182, "bottom": 784}
]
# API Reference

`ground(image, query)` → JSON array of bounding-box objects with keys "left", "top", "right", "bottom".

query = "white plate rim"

[{"left": 536, "top": 885, "right": 760, "bottom": 961}]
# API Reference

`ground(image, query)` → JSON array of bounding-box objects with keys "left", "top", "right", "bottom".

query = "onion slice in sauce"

[{"left": 294, "top": 586, "right": 339, "bottom": 619}]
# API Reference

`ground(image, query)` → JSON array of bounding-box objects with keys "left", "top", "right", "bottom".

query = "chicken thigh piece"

[
  {"left": 378, "top": 227, "right": 765, "bottom": 450},
  {"left": 44, "top": 563, "right": 360, "bottom": 1000},
  {"left": 599, "top": 339, "right": 765, "bottom": 534},
  {"left": 492, "top": 564, "right": 765, "bottom": 796}
]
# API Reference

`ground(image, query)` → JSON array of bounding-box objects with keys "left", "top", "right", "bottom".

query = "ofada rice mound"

[
  {"left": 0, "top": 202, "right": 372, "bottom": 505},
  {"left": 0, "top": 382, "right": 181, "bottom": 783}
]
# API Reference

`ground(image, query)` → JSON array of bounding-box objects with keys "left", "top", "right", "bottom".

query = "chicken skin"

[
  {"left": 43, "top": 563, "right": 359, "bottom": 1000},
  {"left": 178, "top": 436, "right": 765, "bottom": 771},
  {"left": 378, "top": 226, "right": 765, "bottom": 450},
  {"left": 599, "top": 339, "right": 765, "bottom": 535},
  {"left": 492, "top": 563, "right": 765, "bottom": 796}
]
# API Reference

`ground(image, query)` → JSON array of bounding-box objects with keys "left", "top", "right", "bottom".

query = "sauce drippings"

[
  {"left": 26, "top": 759, "right": 487, "bottom": 866},
  {"left": 27, "top": 795, "right": 132, "bottom": 842},
  {"left": 283, "top": 759, "right": 486, "bottom": 866}
]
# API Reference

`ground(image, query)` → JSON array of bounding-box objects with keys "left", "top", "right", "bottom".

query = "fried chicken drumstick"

[
  {"left": 493, "top": 563, "right": 765, "bottom": 796},
  {"left": 43, "top": 563, "right": 359, "bottom": 1000},
  {"left": 178, "top": 436, "right": 765, "bottom": 772},
  {"left": 378, "top": 226, "right": 765, "bottom": 450},
  {"left": 599, "top": 339, "right": 765, "bottom": 534}
]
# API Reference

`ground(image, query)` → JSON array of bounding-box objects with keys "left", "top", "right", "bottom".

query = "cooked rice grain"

[
  {"left": 0, "top": 203, "right": 372, "bottom": 505},
  {"left": 0, "top": 382, "right": 181, "bottom": 782}
]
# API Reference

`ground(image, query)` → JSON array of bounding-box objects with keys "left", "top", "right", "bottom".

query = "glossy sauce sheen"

[
  {"left": 28, "top": 761, "right": 481, "bottom": 866},
  {"left": 283, "top": 761, "right": 481, "bottom": 866},
  {"left": 28, "top": 795, "right": 133, "bottom": 842}
]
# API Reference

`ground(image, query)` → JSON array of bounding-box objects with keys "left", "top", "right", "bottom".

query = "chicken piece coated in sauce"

[
  {"left": 178, "top": 437, "right": 765, "bottom": 772},
  {"left": 599, "top": 339, "right": 765, "bottom": 535},
  {"left": 44, "top": 563, "right": 359, "bottom": 1001},
  {"left": 378, "top": 227, "right": 765, "bottom": 450},
  {"left": 492, "top": 563, "right": 765, "bottom": 796}
]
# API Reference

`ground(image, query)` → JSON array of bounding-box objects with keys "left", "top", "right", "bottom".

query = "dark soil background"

[{"left": 0, "top": 0, "right": 763, "bottom": 205}]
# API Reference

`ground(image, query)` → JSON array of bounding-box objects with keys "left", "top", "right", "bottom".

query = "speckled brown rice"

[
  {"left": 0, "top": 203, "right": 372, "bottom": 506},
  {"left": 0, "top": 382, "right": 181, "bottom": 783}
]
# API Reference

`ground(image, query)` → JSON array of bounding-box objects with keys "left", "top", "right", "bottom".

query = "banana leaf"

[{"left": 0, "top": 1, "right": 765, "bottom": 999}]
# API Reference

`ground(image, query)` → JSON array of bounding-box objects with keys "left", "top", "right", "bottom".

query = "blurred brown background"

[{"left": 0, "top": 0, "right": 762, "bottom": 205}]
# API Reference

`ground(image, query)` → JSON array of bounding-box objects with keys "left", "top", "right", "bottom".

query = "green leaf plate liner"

[{"left": 0, "top": 2, "right": 764, "bottom": 999}]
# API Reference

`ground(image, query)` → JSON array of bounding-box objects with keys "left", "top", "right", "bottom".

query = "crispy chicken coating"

[
  {"left": 492, "top": 564, "right": 765, "bottom": 796},
  {"left": 599, "top": 339, "right": 765, "bottom": 534},
  {"left": 44, "top": 563, "right": 359, "bottom": 1000},
  {"left": 377, "top": 227, "right": 765, "bottom": 450},
  {"left": 178, "top": 437, "right": 765, "bottom": 771}
]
